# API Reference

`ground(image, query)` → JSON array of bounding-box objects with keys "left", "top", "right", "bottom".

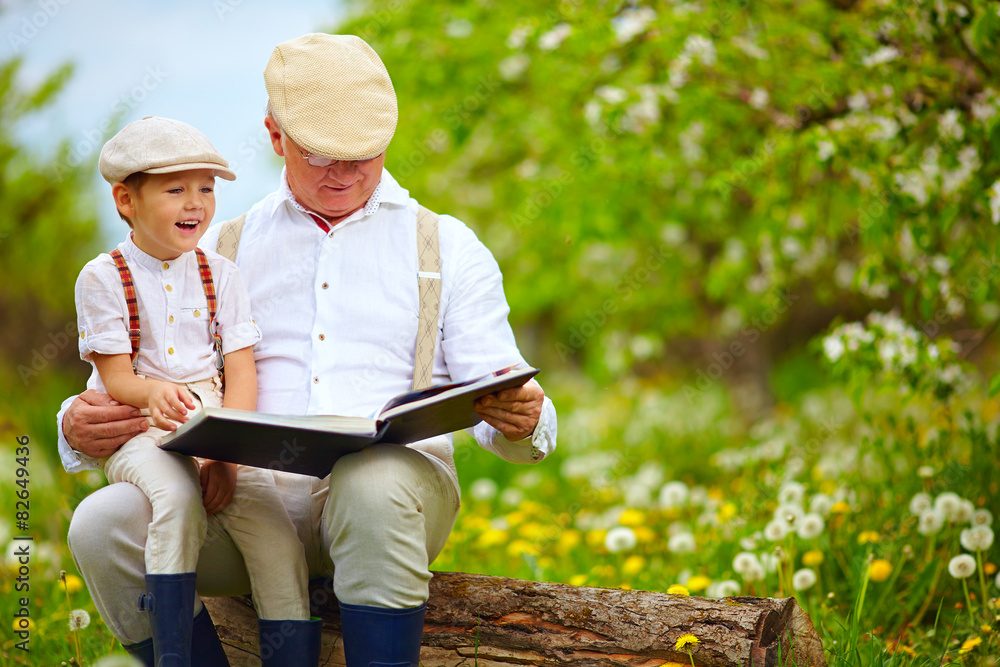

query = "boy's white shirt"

[{"left": 58, "top": 168, "right": 557, "bottom": 476}]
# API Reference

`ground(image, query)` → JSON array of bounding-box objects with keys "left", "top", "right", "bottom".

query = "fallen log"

[{"left": 204, "top": 572, "right": 827, "bottom": 667}]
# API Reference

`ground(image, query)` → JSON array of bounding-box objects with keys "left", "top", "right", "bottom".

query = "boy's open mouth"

[{"left": 175, "top": 221, "right": 199, "bottom": 230}]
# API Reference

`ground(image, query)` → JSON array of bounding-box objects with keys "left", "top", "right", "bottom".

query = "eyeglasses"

[{"left": 289, "top": 140, "right": 382, "bottom": 168}]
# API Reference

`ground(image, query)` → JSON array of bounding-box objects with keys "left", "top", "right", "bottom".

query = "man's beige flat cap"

[
  {"left": 99, "top": 116, "right": 236, "bottom": 184},
  {"left": 264, "top": 33, "right": 397, "bottom": 161}
]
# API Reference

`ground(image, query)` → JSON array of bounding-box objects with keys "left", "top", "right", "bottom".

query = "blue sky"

[{"left": 1, "top": 0, "right": 345, "bottom": 240}]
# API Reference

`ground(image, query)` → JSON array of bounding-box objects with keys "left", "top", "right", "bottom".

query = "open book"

[{"left": 159, "top": 364, "right": 539, "bottom": 477}]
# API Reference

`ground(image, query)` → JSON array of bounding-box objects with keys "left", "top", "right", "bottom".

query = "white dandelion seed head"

[
  {"left": 954, "top": 500, "right": 975, "bottom": 523},
  {"left": 948, "top": 554, "right": 976, "bottom": 579},
  {"left": 668, "top": 532, "right": 697, "bottom": 554},
  {"left": 537, "top": 23, "right": 572, "bottom": 51},
  {"left": 499, "top": 486, "right": 525, "bottom": 507},
  {"left": 742, "top": 561, "right": 765, "bottom": 581},
  {"left": 909, "top": 492, "right": 932, "bottom": 515},
  {"left": 759, "top": 552, "right": 781, "bottom": 573},
  {"left": 917, "top": 466, "right": 936, "bottom": 478},
  {"left": 612, "top": 6, "right": 658, "bottom": 44},
  {"left": 809, "top": 493, "right": 834, "bottom": 516},
  {"left": 773, "top": 503, "right": 805, "bottom": 528},
  {"left": 918, "top": 508, "right": 945, "bottom": 535},
  {"left": 796, "top": 513, "right": 825, "bottom": 540},
  {"left": 469, "top": 478, "right": 498, "bottom": 502},
  {"left": 659, "top": 481, "right": 690, "bottom": 509},
  {"left": 792, "top": 568, "right": 817, "bottom": 591},
  {"left": 707, "top": 579, "right": 741, "bottom": 598},
  {"left": 778, "top": 482, "right": 806, "bottom": 506},
  {"left": 934, "top": 492, "right": 963, "bottom": 519},
  {"left": 764, "top": 520, "right": 790, "bottom": 541},
  {"left": 69, "top": 609, "right": 91, "bottom": 631},
  {"left": 733, "top": 551, "right": 761, "bottom": 575},
  {"left": 605, "top": 526, "right": 637, "bottom": 553},
  {"left": 740, "top": 536, "right": 758, "bottom": 551},
  {"left": 960, "top": 526, "right": 994, "bottom": 552},
  {"left": 971, "top": 509, "right": 993, "bottom": 527}
]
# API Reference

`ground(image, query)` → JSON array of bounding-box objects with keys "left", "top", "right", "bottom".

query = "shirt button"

[
  {"left": 313, "top": 376, "right": 319, "bottom": 384},
  {"left": 168, "top": 347, "right": 175, "bottom": 355},
  {"left": 162, "top": 262, "right": 169, "bottom": 270},
  {"left": 194, "top": 310, "right": 201, "bottom": 317},
  {"left": 169, "top": 315, "right": 175, "bottom": 323},
  {"left": 321, "top": 282, "right": 329, "bottom": 290},
  {"left": 318, "top": 334, "right": 326, "bottom": 341},
  {"left": 165, "top": 285, "right": 173, "bottom": 292}
]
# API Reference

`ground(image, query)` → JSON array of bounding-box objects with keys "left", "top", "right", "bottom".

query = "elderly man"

[{"left": 58, "top": 33, "right": 556, "bottom": 667}]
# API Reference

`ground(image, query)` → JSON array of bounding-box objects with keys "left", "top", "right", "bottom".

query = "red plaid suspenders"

[{"left": 108, "top": 248, "right": 225, "bottom": 380}]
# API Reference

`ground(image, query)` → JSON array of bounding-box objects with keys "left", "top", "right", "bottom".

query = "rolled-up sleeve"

[{"left": 75, "top": 259, "right": 132, "bottom": 363}]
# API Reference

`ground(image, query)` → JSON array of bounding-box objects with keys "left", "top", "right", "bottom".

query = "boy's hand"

[
  {"left": 147, "top": 382, "right": 196, "bottom": 431},
  {"left": 200, "top": 460, "right": 237, "bottom": 515}
]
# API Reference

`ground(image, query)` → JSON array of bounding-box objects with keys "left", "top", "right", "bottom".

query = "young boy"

[{"left": 75, "top": 116, "right": 319, "bottom": 666}]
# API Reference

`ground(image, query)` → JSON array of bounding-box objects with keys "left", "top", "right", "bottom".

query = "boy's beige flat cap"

[
  {"left": 264, "top": 33, "right": 397, "bottom": 161},
  {"left": 99, "top": 116, "right": 236, "bottom": 184}
]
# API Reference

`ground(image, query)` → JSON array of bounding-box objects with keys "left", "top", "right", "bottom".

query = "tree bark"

[{"left": 203, "top": 572, "right": 826, "bottom": 667}]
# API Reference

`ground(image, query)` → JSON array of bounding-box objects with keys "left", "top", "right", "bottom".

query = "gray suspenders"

[{"left": 215, "top": 206, "right": 441, "bottom": 390}]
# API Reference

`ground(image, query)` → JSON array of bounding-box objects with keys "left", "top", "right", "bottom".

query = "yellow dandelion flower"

[
  {"left": 984, "top": 562, "right": 997, "bottom": 576},
  {"left": 981, "top": 625, "right": 993, "bottom": 634},
  {"left": 475, "top": 529, "right": 508, "bottom": 548},
  {"left": 505, "top": 511, "right": 527, "bottom": 526},
  {"left": 620, "top": 583, "right": 633, "bottom": 590},
  {"left": 959, "top": 636, "right": 982, "bottom": 654},
  {"left": 830, "top": 501, "right": 850, "bottom": 514},
  {"left": 892, "top": 645, "right": 916, "bottom": 657},
  {"left": 819, "top": 479, "right": 838, "bottom": 495},
  {"left": 634, "top": 526, "right": 657, "bottom": 543},
  {"left": 675, "top": 633, "right": 700, "bottom": 650},
  {"left": 718, "top": 503, "right": 738, "bottom": 522},
  {"left": 12, "top": 617, "right": 35, "bottom": 633},
  {"left": 585, "top": 529, "right": 607, "bottom": 547},
  {"left": 569, "top": 574, "right": 588, "bottom": 586},
  {"left": 802, "top": 550, "right": 825, "bottom": 567},
  {"left": 868, "top": 559, "right": 893, "bottom": 582},
  {"left": 667, "top": 584, "right": 690, "bottom": 596},
  {"left": 60, "top": 574, "right": 84, "bottom": 594},
  {"left": 519, "top": 500, "right": 545, "bottom": 516},
  {"left": 558, "top": 530, "right": 582, "bottom": 552},
  {"left": 686, "top": 575, "right": 711, "bottom": 592},
  {"left": 506, "top": 540, "right": 538, "bottom": 558},
  {"left": 623, "top": 555, "right": 646, "bottom": 576},
  {"left": 619, "top": 509, "right": 646, "bottom": 526},
  {"left": 519, "top": 522, "right": 551, "bottom": 540},
  {"left": 857, "top": 531, "right": 880, "bottom": 544}
]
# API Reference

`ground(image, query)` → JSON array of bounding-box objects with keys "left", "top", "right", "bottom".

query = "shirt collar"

[
  {"left": 120, "top": 231, "right": 187, "bottom": 271},
  {"left": 274, "top": 167, "right": 411, "bottom": 225}
]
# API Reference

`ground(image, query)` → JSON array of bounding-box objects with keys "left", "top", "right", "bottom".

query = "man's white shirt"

[{"left": 58, "top": 168, "right": 556, "bottom": 484}]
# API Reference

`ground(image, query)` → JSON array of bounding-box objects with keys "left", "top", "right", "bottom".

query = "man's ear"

[
  {"left": 112, "top": 182, "right": 137, "bottom": 219},
  {"left": 264, "top": 116, "right": 285, "bottom": 158}
]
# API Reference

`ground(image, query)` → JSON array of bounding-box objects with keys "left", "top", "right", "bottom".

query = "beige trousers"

[
  {"left": 99, "top": 377, "right": 309, "bottom": 620},
  {"left": 71, "top": 441, "right": 460, "bottom": 645}
]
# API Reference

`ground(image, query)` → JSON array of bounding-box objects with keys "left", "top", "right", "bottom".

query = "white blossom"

[
  {"left": 505, "top": 22, "right": 533, "bottom": 49},
  {"left": 918, "top": 508, "right": 945, "bottom": 535},
  {"left": 595, "top": 85, "right": 628, "bottom": 105},
  {"left": 847, "top": 91, "right": 869, "bottom": 112},
  {"left": 938, "top": 109, "right": 964, "bottom": 141},
  {"left": 862, "top": 46, "right": 901, "bottom": 67},
  {"left": 792, "top": 568, "right": 817, "bottom": 591},
  {"left": 778, "top": 481, "right": 806, "bottom": 506},
  {"left": 934, "top": 492, "right": 962, "bottom": 519},
  {"left": 948, "top": 554, "right": 976, "bottom": 578},
  {"left": 796, "top": 514, "right": 825, "bottom": 540},
  {"left": 612, "top": 6, "right": 657, "bottom": 43},
  {"left": 684, "top": 34, "right": 717, "bottom": 66},
  {"left": 498, "top": 54, "right": 530, "bottom": 81},
  {"left": 668, "top": 532, "right": 697, "bottom": 554},
  {"left": 469, "top": 478, "right": 498, "bottom": 501},
  {"left": 960, "top": 526, "right": 994, "bottom": 551},
  {"left": 748, "top": 88, "right": 769, "bottom": 110},
  {"left": 971, "top": 509, "right": 993, "bottom": 526},
  {"left": 69, "top": 609, "right": 91, "bottom": 631},
  {"left": 817, "top": 140, "right": 836, "bottom": 161},
  {"left": 538, "top": 23, "right": 572, "bottom": 51},
  {"left": 909, "top": 493, "right": 932, "bottom": 515},
  {"left": 989, "top": 181, "right": 1000, "bottom": 225},
  {"left": 500, "top": 487, "right": 525, "bottom": 507},
  {"left": 764, "top": 520, "right": 789, "bottom": 541},
  {"left": 733, "top": 551, "right": 761, "bottom": 575},
  {"left": 823, "top": 336, "right": 845, "bottom": 362},
  {"left": 659, "top": 481, "right": 690, "bottom": 509},
  {"left": 733, "top": 36, "right": 769, "bottom": 60},
  {"left": 707, "top": 579, "right": 741, "bottom": 598},
  {"left": 605, "top": 527, "right": 637, "bottom": 553},
  {"left": 445, "top": 19, "right": 474, "bottom": 39}
]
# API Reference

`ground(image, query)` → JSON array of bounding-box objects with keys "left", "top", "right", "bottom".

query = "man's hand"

[
  {"left": 63, "top": 390, "right": 149, "bottom": 458},
  {"left": 147, "top": 382, "right": 195, "bottom": 431},
  {"left": 474, "top": 378, "right": 544, "bottom": 442},
  {"left": 200, "top": 460, "right": 237, "bottom": 515}
]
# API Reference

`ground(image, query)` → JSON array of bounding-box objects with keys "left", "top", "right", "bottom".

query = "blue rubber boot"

[
  {"left": 258, "top": 617, "right": 322, "bottom": 666},
  {"left": 138, "top": 572, "right": 198, "bottom": 667},
  {"left": 124, "top": 605, "right": 229, "bottom": 666},
  {"left": 338, "top": 602, "right": 425, "bottom": 667}
]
